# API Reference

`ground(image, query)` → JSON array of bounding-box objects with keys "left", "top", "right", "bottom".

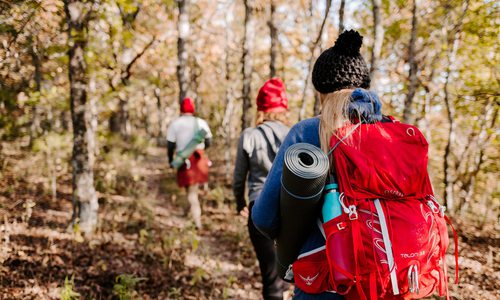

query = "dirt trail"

[{"left": 141, "top": 147, "right": 263, "bottom": 299}]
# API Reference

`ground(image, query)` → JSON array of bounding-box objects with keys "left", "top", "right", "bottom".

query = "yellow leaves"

[
  {"left": 189, "top": 266, "right": 208, "bottom": 286},
  {"left": 21, "top": 199, "right": 35, "bottom": 223},
  {"left": 98, "top": 260, "right": 108, "bottom": 271},
  {"left": 122, "top": 30, "right": 134, "bottom": 48},
  {"left": 60, "top": 275, "right": 80, "bottom": 300},
  {"left": 116, "top": 0, "right": 140, "bottom": 15},
  {"left": 138, "top": 228, "right": 149, "bottom": 245},
  {"left": 190, "top": 232, "right": 199, "bottom": 252},
  {"left": 72, "top": 221, "right": 85, "bottom": 243}
]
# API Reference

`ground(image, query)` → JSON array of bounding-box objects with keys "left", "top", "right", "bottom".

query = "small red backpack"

[{"left": 291, "top": 119, "right": 458, "bottom": 300}]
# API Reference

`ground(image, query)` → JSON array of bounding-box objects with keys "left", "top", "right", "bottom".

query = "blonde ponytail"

[{"left": 319, "top": 89, "right": 354, "bottom": 153}]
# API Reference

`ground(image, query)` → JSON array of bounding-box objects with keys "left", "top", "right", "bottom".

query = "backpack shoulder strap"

[
  {"left": 194, "top": 117, "right": 200, "bottom": 131},
  {"left": 257, "top": 122, "right": 282, "bottom": 157},
  {"left": 385, "top": 115, "right": 398, "bottom": 123}
]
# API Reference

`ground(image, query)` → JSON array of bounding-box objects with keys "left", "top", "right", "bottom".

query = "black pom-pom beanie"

[{"left": 312, "top": 30, "right": 371, "bottom": 94}]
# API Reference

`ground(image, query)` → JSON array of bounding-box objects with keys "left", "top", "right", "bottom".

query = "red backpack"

[{"left": 291, "top": 119, "right": 458, "bottom": 300}]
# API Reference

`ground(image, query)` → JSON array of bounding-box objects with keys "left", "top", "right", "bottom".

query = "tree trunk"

[
  {"left": 222, "top": 73, "right": 236, "bottom": 181},
  {"left": 177, "top": 0, "right": 190, "bottom": 104},
  {"left": 117, "top": 96, "right": 130, "bottom": 137},
  {"left": 299, "top": 0, "right": 332, "bottom": 120},
  {"left": 402, "top": 0, "right": 418, "bottom": 124},
  {"left": 144, "top": 94, "right": 152, "bottom": 137},
  {"left": 338, "top": 0, "right": 345, "bottom": 33},
  {"left": 29, "top": 44, "right": 42, "bottom": 147},
  {"left": 269, "top": 0, "right": 278, "bottom": 78},
  {"left": 154, "top": 87, "right": 166, "bottom": 145},
  {"left": 369, "top": 0, "right": 384, "bottom": 90},
  {"left": 312, "top": 44, "right": 326, "bottom": 116},
  {"left": 443, "top": 0, "right": 470, "bottom": 213},
  {"left": 64, "top": 0, "right": 98, "bottom": 235},
  {"left": 222, "top": 8, "right": 235, "bottom": 181},
  {"left": 107, "top": 5, "right": 153, "bottom": 140},
  {"left": 418, "top": 56, "right": 438, "bottom": 141},
  {"left": 190, "top": 55, "right": 202, "bottom": 110},
  {"left": 459, "top": 101, "right": 497, "bottom": 214},
  {"left": 241, "top": 0, "right": 255, "bottom": 130},
  {"left": 313, "top": 92, "right": 321, "bottom": 116},
  {"left": 443, "top": 45, "right": 457, "bottom": 213},
  {"left": 88, "top": 75, "right": 98, "bottom": 167}
]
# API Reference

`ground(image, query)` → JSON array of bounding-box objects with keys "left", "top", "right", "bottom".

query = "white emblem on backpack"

[{"left": 299, "top": 273, "right": 319, "bottom": 286}]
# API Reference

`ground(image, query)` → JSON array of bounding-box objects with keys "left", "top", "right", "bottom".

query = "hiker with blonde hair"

[
  {"left": 252, "top": 31, "right": 383, "bottom": 299},
  {"left": 233, "top": 78, "right": 290, "bottom": 300}
]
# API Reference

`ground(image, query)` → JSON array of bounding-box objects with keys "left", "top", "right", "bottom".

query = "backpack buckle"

[
  {"left": 427, "top": 196, "right": 446, "bottom": 217},
  {"left": 439, "top": 205, "right": 446, "bottom": 218},
  {"left": 337, "top": 222, "right": 347, "bottom": 230},
  {"left": 348, "top": 205, "right": 358, "bottom": 220},
  {"left": 427, "top": 200, "right": 439, "bottom": 213}
]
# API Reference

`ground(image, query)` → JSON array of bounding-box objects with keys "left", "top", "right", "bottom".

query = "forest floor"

[{"left": 0, "top": 140, "right": 498, "bottom": 300}]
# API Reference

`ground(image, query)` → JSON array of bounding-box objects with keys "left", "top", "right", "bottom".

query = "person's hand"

[{"left": 239, "top": 206, "right": 249, "bottom": 218}]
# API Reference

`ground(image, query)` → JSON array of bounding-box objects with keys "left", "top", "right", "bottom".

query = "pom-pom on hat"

[
  {"left": 312, "top": 30, "right": 371, "bottom": 94},
  {"left": 180, "top": 97, "right": 195, "bottom": 114},
  {"left": 256, "top": 78, "right": 288, "bottom": 113}
]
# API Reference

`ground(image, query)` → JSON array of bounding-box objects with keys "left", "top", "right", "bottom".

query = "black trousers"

[{"left": 248, "top": 201, "right": 286, "bottom": 300}]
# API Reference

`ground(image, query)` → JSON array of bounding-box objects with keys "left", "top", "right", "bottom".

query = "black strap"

[{"left": 257, "top": 123, "right": 282, "bottom": 161}]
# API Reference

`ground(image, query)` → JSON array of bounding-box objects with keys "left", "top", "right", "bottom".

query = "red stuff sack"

[{"left": 324, "top": 120, "right": 458, "bottom": 300}]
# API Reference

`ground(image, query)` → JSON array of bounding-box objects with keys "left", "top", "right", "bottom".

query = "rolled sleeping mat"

[
  {"left": 277, "top": 143, "right": 330, "bottom": 280},
  {"left": 171, "top": 128, "right": 208, "bottom": 169}
]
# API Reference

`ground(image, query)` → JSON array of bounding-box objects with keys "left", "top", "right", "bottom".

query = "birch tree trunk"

[
  {"left": 460, "top": 100, "right": 497, "bottom": 214},
  {"left": 88, "top": 75, "right": 98, "bottom": 167},
  {"left": 222, "top": 6, "right": 235, "bottom": 181},
  {"left": 241, "top": 0, "right": 255, "bottom": 130},
  {"left": 269, "top": 0, "right": 278, "bottom": 78},
  {"left": 403, "top": 0, "right": 418, "bottom": 124},
  {"left": 177, "top": 0, "right": 190, "bottom": 104},
  {"left": 369, "top": 0, "right": 384, "bottom": 90},
  {"left": 64, "top": 0, "right": 98, "bottom": 235}
]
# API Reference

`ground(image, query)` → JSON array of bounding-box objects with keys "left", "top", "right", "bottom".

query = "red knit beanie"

[
  {"left": 180, "top": 97, "right": 195, "bottom": 114},
  {"left": 256, "top": 78, "right": 288, "bottom": 113}
]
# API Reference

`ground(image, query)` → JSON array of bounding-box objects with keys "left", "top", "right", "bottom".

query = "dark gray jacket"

[{"left": 233, "top": 120, "right": 290, "bottom": 212}]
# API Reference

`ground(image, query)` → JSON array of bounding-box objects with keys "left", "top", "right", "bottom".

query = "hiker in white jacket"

[{"left": 167, "top": 97, "right": 212, "bottom": 229}]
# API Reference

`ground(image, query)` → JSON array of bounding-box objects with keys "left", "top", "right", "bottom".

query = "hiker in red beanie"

[
  {"left": 167, "top": 97, "right": 213, "bottom": 229},
  {"left": 233, "top": 78, "right": 290, "bottom": 300}
]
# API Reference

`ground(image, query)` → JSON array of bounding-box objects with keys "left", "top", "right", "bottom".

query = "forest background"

[{"left": 0, "top": 0, "right": 498, "bottom": 299}]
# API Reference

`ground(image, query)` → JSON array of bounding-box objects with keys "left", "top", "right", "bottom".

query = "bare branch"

[
  {"left": 6, "top": 1, "right": 42, "bottom": 48},
  {"left": 298, "top": 0, "right": 333, "bottom": 120},
  {"left": 121, "top": 37, "right": 157, "bottom": 84},
  {"left": 118, "top": 2, "right": 141, "bottom": 30}
]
